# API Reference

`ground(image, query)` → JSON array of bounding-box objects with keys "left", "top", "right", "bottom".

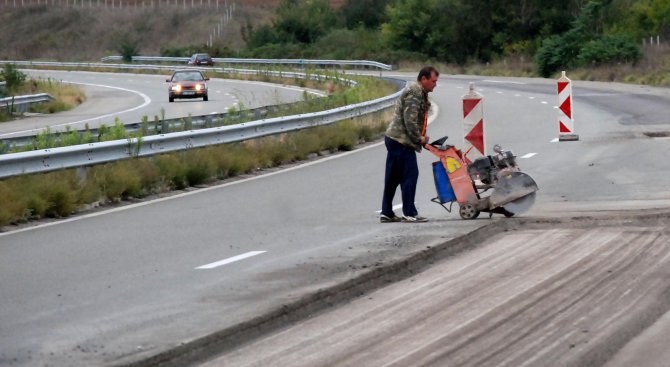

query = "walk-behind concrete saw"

[{"left": 425, "top": 136, "right": 538, "bottom": 219}]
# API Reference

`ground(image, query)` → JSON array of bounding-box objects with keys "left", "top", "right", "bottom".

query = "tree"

[{"left": 339, "top": 0, "right": 392, "bottom": 29}]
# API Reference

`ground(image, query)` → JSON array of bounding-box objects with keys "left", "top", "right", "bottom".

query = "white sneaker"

[{"left": 401, "top": 215, "right": 428, "bottom": 223}]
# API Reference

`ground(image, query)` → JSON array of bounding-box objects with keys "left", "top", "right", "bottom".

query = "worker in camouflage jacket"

[{"left": 380, "top": 66, "right": 439, "bottom": 223}]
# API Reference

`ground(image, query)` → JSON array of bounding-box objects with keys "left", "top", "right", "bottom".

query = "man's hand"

[{"left": 421, "top": 135, "right": 430, "bottom": 145}]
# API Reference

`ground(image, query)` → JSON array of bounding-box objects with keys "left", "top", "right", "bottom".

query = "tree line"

[{"left": 231, "top": 0, "right": 669, "bottom": 77}]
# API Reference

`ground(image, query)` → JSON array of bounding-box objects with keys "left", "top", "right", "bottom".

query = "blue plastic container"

[{"left": 432, "top": 161, "right": 457, "bottom": 203}]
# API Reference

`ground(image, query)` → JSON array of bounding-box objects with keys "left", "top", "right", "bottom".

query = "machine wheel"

[
  {"left": 203, "top": 94, "right": 208, "bottom": 101},
  {"left": 503, "top": 209, "right": 515, "bottom": 218},
  {"left": 459, "top": 204, "right": 480, "bottom": 220},
  {"left": 169, "top": 96, "right": 174, "bottom": 103}
]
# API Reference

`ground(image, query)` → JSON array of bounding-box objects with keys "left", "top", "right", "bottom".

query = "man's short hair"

[{"left": 417, "top": 66, "right": 439, "bottom": 81}]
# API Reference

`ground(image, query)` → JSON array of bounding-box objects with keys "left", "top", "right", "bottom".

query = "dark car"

[
  {"left": 166, "top": 70, "right": 209, "bottom": 102},
  {"left": 187, "top": 53, "right": 214, "bottom": 66}
]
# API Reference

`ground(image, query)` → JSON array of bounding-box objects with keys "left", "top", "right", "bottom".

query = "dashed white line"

[
  {"left": 551, "top": 138, "right": 559, "bottom": 143},
  {"left": 515, "top": 94, "right": 521, "bottom": 97},
  {"left": 482, "top": 80, "right": 526, "bottom": 85},
  {"left": 520, "top": 153, "right": 537, "bottom": 159},
  {"left": 528, "top": 96, "right": 536, "bottom": 100},
  {"left": 496, "top": 91, "right": 503, "bottom": 94},
  {"left": 541, "top": 101, "right": 548, "bottom": 104},
  {"left": 196, "top": 251, "right": 267, "bottom": 270}
]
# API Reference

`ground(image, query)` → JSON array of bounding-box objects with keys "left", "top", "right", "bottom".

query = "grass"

[
  {"left": 0, "top": 77, "right": 86, "bottom": 120},
  {"left": 0, "top": 110, "right": 391, "bottom": 229}
]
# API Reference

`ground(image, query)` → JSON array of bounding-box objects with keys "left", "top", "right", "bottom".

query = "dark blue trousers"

[{"left": 381, "top": 136, "right": 419, "bottom": 217}]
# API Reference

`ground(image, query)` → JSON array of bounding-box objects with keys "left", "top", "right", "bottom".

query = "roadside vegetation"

[
  {"left": 0, "top": 70, "right": 395, "bottom": 228},
  {"left": 2, "top": 0, "right": 669, "bottom": 85},
  {"left": 0, "top": 70, "right": 393, "bottom": 154},
  {"left": 0, "top": 110, "right": 390, "bottom": 228},
  {"left": 0, "top": 64, "right": 85, "bottom": 122}
]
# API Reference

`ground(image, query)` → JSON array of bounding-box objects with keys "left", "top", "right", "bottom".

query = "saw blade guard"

[{"left": 489, "top": 171, "right": 539, "bottom": 209}]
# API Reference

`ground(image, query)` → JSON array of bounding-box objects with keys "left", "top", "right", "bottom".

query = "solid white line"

[
  {"left": 0, "top": 82, "right": 152, "bottom": 138},
  {"left": 196, "top": 251, "right": 267, "bottom": 270},
  {"left": 520, "top": 153, "right": 537, "bottom": 159},
  {"left": 0, "top": 102, "right": 440, "bottom": 238}
]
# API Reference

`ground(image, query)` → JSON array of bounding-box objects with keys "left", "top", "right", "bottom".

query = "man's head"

[{"left": 417, "top": 66, "right": 439, "bottom": 92}]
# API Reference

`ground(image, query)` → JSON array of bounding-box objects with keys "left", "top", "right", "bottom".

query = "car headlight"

[
  {"left": 171, "top": 85, "right": 182, "bottom": 92},
  {"left": 195, "top": 84, "right": 203, "bottom": 91}
]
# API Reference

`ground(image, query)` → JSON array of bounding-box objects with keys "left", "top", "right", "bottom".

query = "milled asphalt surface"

[{"left": 202, "top": 212, "right": 670, "bottom": 367}]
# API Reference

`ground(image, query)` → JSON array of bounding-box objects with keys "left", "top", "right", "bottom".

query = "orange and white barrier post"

[
  {"left": 462, "top": 82, "right": 485, "bottom": 163},
  {"left": 557, "top": 71, "right": 579, "bottom": 141}
]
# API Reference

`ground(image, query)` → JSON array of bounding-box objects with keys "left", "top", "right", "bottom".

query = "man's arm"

[{"left": 402, "top": 89, "right": 424, "bottom": 146}]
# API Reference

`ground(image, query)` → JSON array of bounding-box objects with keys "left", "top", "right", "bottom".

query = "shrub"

[
  {"left": 119, "top": 42, "right": 139, "bottom": 62},
  {"left": 0, "top": 64, "right": 26, "bottom": 93},
  {"left": 578, "top": 34, "right": 642, "bottom": 66}
]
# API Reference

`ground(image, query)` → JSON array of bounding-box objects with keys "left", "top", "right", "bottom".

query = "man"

[{"left": 380, "top": 66, "right": 439, "bottom": 223}]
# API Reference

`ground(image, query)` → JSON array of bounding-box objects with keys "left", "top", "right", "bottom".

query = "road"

[
  {"left": 0, "top": 69, "right": 322, "bottom": 139},
  {"left": 1, "top": 71, "right": 669, "bottom": 366}
]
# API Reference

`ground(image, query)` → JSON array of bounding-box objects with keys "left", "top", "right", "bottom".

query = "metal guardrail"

[
  {"left": 0, "top": 59, "right": 405, "bottom": 179},
  {"left": 1, "top": 98, "right": 325, "bottom": 148},
  {"left": 0, "top": 80, "right": 404, "bottom": 179},
  {"left": 0, "top": 93, "right": 53, "bottom": 113},
  {"left": 0, "top": 60, "right": 358, "bottom": 87},
  {"left": 100, "top": 56, "right": 393, "bottom": 71}
]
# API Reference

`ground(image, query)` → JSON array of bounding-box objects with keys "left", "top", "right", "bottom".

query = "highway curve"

[{"left": 1, "top": 71, "right": 669, "bottom": 366}]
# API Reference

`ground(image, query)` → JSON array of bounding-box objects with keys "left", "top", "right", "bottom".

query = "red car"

[
  {"left": 166, "top": 70, "right": 209, "bottom": 102},
  {"left": 187, "top": 53, "right": 214, "bottom": 66}
]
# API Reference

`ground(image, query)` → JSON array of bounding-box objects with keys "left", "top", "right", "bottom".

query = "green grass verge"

[
  {"left": 0, "top": 77, "right": 86, "bottom": 121},
  {"left": 0, "top": 112, "right": 391, "bottom": 228}
]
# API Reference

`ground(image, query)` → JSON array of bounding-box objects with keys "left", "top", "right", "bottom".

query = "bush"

[
  {"left": 535, "top": 35, "right": 570, "bottom": 78},
  {"left": 578, "top": 34, "right": 642, "bottom": 66},
  {"left": 0, "top": 64, "right": 27, "bottom": 93},
  {"left": 119, "top": 42, "right": 139, "bottom": 62}
]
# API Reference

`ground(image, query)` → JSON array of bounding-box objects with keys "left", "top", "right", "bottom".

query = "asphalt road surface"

[
  {"left": 1, "top": 71, "right": 669, "bottom": 366},
  {"left": 0, "top": 69, "right": 321, "bottom": 139}
]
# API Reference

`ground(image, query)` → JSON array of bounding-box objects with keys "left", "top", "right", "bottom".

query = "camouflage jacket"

[{"left": 385, "top": 82, "right": 430, "bottom": 152}]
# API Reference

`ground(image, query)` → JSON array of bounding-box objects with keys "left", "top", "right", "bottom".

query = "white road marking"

[
  {"left": 514, "top": 94, "right": 521, "bottom": 97},
  {"left": 553, "top": 106, "right": 559, "bottom": 109},
  {"left": 375, "top": 203, "right": 406, "bottom": 214},
  {"left": 196, "top": 251, "right": 267, "bottom": 270},
  {"left": 0, "top": 82, "right": 152, "bottom": 138},
  {"left": 496, "top": 91, "right": 503, "bottom": 94},
  {"left": 0, "top": 104, "right": 440, "bottom": 238},
  {"left": 528, "top": 96, "right": 535, "bottom": 100},
  {"left": 551, "top": 138, "right": 559, "bottom": 143},
  {"left": 482, "top": 80, "right": 526, "bottom": 85},
  {"left": 520, "top": 153, "right": 537, "bottom": 159},
  {"left": 541, "top": 101, "right": 548, "bottom": 104}
]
